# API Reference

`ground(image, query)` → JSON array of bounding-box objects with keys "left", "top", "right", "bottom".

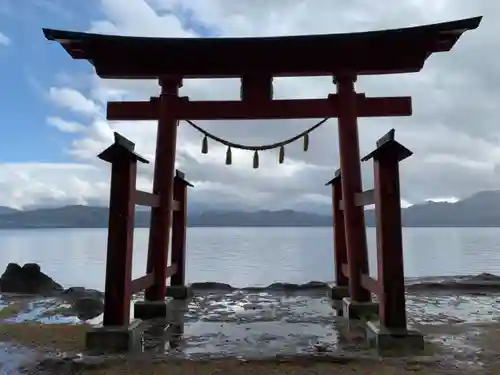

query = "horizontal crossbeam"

[
  {"left": 361, "top": 274, "right": 381, "bottom": 295},
  {"left": 107, "top": 95, "right": 412, "bottom": 121},
  {"left": 130, "top": 263, "right": 178, "bottom": 295},
  {"left": 341, "top": 263, "right": 349, "bottom": 277},
  {"left": 134, "top": 190, "right": 180, "bottom": 210},
  {"left": 339, "top": 189, "right": 375, "bottom": 210},
  {"left": 134, "top": 190, "right": 159, "bottom": 207}
]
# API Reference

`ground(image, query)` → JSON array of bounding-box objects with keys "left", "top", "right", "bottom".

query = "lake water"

[{"left": 1, "top": 227, "right": 500, "bottom": 291}]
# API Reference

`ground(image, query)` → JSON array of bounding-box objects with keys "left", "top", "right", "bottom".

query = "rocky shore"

[
  {"left": 0, "top": 263, "right": 104, "bottom": 320},
  {"left": 2, "top": 264, "right": 500, "bottom": 374},
  {"left": 3, "top": 262, "right": 500, "bottom": 301}
]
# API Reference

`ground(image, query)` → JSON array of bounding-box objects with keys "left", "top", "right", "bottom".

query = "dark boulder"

[
  {"left": 407, "top": 273, "right": 500, "bottom": 293},
  {"left": 61, "top": 287, "right": 105, "bottom": 320},
  {"left": 0, "top": 263, "right": 63, "bottom": 295},
  {"left": 266, "top": 281, "right": 330, "bottom": 291},
  {"left": 190, "top": 282, "right": 235, "bottom": 291},
  {"left": 62, "top": 287, "right": 104, "bottom": 300},
  {"left": 72, "top": 296, "right": 104, "bottom": 320},
  {"left": 467, "top": 273, "right": 500, "bottom": 282}
]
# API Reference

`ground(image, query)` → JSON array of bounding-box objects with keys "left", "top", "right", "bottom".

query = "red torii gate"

[{"left": 43, "top": 16, "right": 481, "bottom": 352}]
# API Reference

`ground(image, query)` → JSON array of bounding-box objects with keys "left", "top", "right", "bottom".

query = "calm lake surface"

[{"left": 1, "top": 227, "right": 500, "bottom": 291}]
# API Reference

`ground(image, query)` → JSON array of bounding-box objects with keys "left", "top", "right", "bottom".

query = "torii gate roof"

[{"left": 43, "top": 16, "right": 481, "bottom": 79}]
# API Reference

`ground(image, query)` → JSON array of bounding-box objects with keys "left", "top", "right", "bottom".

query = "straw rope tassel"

[
  {"left": 279, "top": 145, "right": 285, "bottom": 164},
  {"left": 253, "top": 150, "right": 259, "bottom": 169},
  {"left": 185, "top": 117, "right": 329, "bottom": 168},
  {"left": 225, "top": 146, "right": 232, "bottom": 165},
  {"left": 201, "top": 135, "right": 208, "bottom": 154}
]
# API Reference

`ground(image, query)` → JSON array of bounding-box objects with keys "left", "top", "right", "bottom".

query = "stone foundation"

[
  {"left": 165, "top": 299, "right": 189, "bottom": 323},
  {"left": 342, "top": 297, "right": 379, "bottom": 320},
  {"left": 365, "top": 320, "right": 424, "bottom": 352},
  {"left": 328, "top": 286, "right": 349, "bottom": 316},
  {"left": 134, "top": 300, "right": 170, "bottom": 320},
  {"left": 165, "top": 285, "right": 192, "bottom": 299},
  {"left": 85, "top": 319, "right": 142, "bottom": 353}
]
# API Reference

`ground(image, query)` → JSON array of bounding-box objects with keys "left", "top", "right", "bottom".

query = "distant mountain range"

[
  {"left": 1, "top": 190, "right": 500, "bottom": 228},
  {"left": 0, "top": 206, "right": 19, "bottom": 215}
]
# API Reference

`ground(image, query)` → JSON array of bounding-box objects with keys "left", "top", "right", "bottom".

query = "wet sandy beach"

[{"left": 1, "top": 279, "right": 500, "bottom": 374}]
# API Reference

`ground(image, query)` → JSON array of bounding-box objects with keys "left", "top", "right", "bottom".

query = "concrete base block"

[
  {"left": 342, "top": 297, "right": 379, "bottom": 320},
  {"left": 166, "top": 321, "right": 185, "bottom": 337},
  {"left": 165, "top": 299, "right": 189, "bottom": 323},
  {"left": 165, "top": 321, "right": 185, "bottom": 350},
  {"left": 85, "top": 319, "right": 142, "bottom": 353},
  {"left": 165, "top": 285, "right": 192, "bottom": 299},
  {"left": 331, "top": 299, "right": 344, "bottom": 316},
  {"left": 365, "top": 320, "right": 424, "bottom": 352},
  {"left": 328, "top": 285, "right": 349, "bottom": 300},
  {"left": 328, "top": 286, "right": 349, "bottom": 316},
  {"left": 134, "top": 300, "right": 169, "bottom": 320}
]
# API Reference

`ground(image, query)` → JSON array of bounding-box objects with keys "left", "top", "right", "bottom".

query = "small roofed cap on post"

[
  {"left": 175, "top": 169, "right": 194, "bottom": 188},
  {"left": 361, "top": 129, "right": 413, "bottom": 163},
  {"left": 325, "top": 168, "right": 342, "bottom": 186},
  {"left": 98, "top": 132, "right": 149, "bottom": 164}
]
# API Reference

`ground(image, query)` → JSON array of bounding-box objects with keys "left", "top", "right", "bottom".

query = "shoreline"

[
  {"left": 3, "top": 273, "right": 500, "bottom": 297},
  {"left": 2, "top": 271, "right": 500, "bottom": 373},
  {"left": 2, "top": 282, "right": 500, "bottom": 374}
]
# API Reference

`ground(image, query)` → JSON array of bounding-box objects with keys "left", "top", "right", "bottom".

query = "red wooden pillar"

[
  {"left": 145, "top": 76, "right": 182, "bottom": 301},
  {"left": 98, "top": 132, "right": 149, "bottom": 327},
  {"left": 170, "top": 170, "right": 193, "bottom": 287},
  {"left": 334, "top": 74, "right": 371, "bottom": 302},
  {"left": 326, "top": 168, "right": 348, "bottom": 287},
  {"left": 362, "top": 129, "right": 413, "bottom": 330}
]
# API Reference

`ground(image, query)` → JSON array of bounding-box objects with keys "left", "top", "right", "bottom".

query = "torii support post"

[
  {"left": 334, "top": 74, "right": 372, "bottom": 307},
  {"left": 166, "top": 170, "right": 194, "bottom": 300},
  {"left": 361, "top": 130, "right": 423, "bottom": 351},
  {"left": 325, "top": 169, "right": 349, "bottom": 313},
  {"left": 86, "top": 132, "right": 148, "bottom": 352},
  {"left": 144, "top": 77, "right": 182, "bottom": 305}
]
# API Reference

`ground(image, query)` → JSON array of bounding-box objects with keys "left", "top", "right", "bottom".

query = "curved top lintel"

[{"left": 43, "top": 16, "right": 482, "bottom": 79}]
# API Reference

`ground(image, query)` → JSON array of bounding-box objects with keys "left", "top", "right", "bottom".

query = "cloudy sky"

[{"left": 0, "top": 0, "right": 496, "bottom": 211}]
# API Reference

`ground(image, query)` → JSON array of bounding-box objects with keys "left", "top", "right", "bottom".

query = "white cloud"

[
  {"left": 46, "top": 116, "right": 86, "bottom": 133},
  {"left": 48, "top": 87, "right": 101, "bottom": 117},
  {"left": 0, "top": 32, "right": 10, "bottom": 46},
  {"left": 0, "top": 163, "right": 109, "bottom": 209},
  {"left": 3, "top": 0, "right": 500, "bottom": 211}
]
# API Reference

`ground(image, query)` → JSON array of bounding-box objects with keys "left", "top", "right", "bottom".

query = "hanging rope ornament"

[
  {"left": 279, "top": 145, "right": 285, "bottom": 164},
  {"left": 201, "top": 135, "right": 208, "bottom": 154},
  {"left": 303, "top": 133, "right": 309, "bottom": 152},
  {"left": 225, "top": 146, "right": 232, "bottom": 165},
  {"left": 253, "top": 150, "right": 259, "bottom": 169},
  {"left": 185, "top": 117, "right": 329, "bottom": 168}
]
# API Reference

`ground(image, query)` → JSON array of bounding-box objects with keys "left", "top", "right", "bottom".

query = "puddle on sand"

[
  {"left": 181, "top": 320, "right": 340, "bottom": 358},
  {"left": 0, "top": 342, "right": 40, "bottom": 375},
  {"left": 141, "top": 292, "right": 368, "bottom": 359},
  {"left": 0, "top": 294, "right": 144, "bottom": 326},
  {"left": 138, "top": 289, "right": 500, "bottom": 367},
  {"left": 185, "top": 291, "right": 342, "bottom": 357},
  {"left": 186, "top": 291, "right": 336, "bottom": 324},
  {"left": 1, "top": 298, "right": 81, "bottom": 325},
  {"left": 407, "top": 294, "right": 500, "bottom": 324}
]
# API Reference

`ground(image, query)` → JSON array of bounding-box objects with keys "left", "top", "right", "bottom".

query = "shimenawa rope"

[{"left": 184, "top": 118, "right": 329, "bottom": 168}]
